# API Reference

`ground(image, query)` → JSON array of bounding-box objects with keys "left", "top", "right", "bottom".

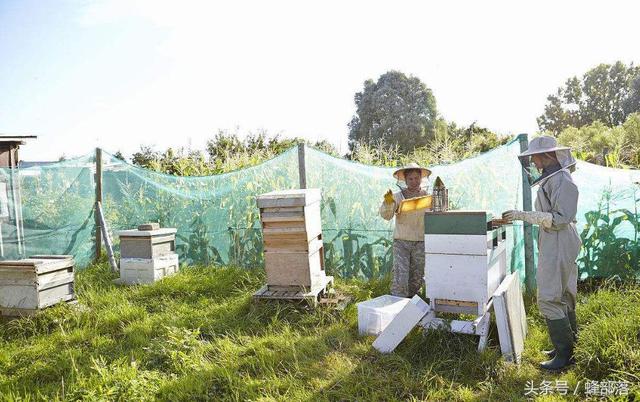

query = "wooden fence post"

[
  {"left": 298, "top": 143, "right": 306, "bottom": 189},
  {"left": 518, "top": 134, "right": 536, "bottom": 293},
  {"left": 95, "top": 148, "right": 102, "bottom": 261}
]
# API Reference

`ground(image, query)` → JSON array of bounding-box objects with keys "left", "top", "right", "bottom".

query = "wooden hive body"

[
  {"left": 116, "top": 228, "right": 179, "bottom": 285},
  {"left": 256, "top": 189, "right": 326, "bottom": 290},
  {"left": 424, "top": 211, "right": 507, "bottom": 316},
  {"left": 0, "top": 255, "right": 76, "bottom": 316},
  {"left": 116, "top": 228, "right": 177, "bottom": 259}
]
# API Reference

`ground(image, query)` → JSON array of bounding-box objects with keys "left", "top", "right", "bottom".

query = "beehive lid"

[
  {"left": 424, "top": 210, "right": 492, "bottom": 235},
  {"left": 256, "top": 188, "right": 321, "bottom": 208},
  {"left": 0, "top": 257, "right": 74, "bottom": 273},
  {"left": 116, "top": 228, "right": 177, "bottom": 237}
]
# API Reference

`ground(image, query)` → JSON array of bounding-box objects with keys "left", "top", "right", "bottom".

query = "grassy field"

[{"left": 0, "top": 263, "right": 638, "bottom": 401}]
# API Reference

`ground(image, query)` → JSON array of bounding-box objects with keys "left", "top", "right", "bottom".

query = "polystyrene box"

[{"left": 357, "top": 295, "right": 411, "bottom": 336}]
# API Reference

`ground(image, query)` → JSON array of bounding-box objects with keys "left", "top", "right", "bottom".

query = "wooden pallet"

[{"left": 253, "top": 276, "right": 334, "bottom": 307}]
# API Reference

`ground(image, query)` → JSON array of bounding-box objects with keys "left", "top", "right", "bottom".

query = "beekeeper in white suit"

[{"left": 503, "top": 136, "right": 581, "bottom": 371}]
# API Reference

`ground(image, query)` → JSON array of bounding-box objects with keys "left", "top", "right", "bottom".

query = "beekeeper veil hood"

[{"left": 518, "top": 136, "right": 576, "bottom": 186}]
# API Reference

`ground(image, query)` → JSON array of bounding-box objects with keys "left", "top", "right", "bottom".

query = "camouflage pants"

[{"left": 391, "top": 239, "right": 425, "bottom": 298}]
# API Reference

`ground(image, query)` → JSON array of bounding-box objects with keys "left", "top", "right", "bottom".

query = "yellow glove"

[{"left": 384, "top": 189, "right": 394, "bottom": 205}]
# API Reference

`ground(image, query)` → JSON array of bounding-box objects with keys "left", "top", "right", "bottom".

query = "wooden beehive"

[
  {"left": 115, "top": 227, "right": 179, "bottom": 285},
  {"left": 424, "top": 211, "right": 507, "bottom": 316},
  {"left": 116, "top": 228, "right": 176, "bottom": 259},
  {"left": 256, "top": 189, "right": 326, "bottom": 290},
  {"left": 0, "top": 255, "right": 75, "bottom": 316}
]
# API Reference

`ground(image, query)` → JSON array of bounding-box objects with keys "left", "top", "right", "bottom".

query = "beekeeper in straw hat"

[
  {"left": 379, "top": 163, "right": 431, "bottom": 298},
  {"left": 503, "top": 136, "right": 580, "bottom": 371}
]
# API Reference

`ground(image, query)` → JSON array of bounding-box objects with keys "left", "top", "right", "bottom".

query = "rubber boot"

[
  {"left": 540, "top": 317, "right": 575, "bottom": 371},
  {"left": 543, "top": 310, "right": 578, "bottom": 358},
  {"left": 568, "top": 310, "right": 578, "bottom": 339}
]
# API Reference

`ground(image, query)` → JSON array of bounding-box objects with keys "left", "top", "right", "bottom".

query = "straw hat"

[{"left": 393, "top": 163, "right": 432, "bottom": 181}]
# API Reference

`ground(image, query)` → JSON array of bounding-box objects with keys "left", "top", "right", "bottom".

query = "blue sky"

[{"left": 1, "top": 0, "right": 639, "bottom": 161}]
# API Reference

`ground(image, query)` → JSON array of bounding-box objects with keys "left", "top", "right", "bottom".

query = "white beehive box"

[
  {"left": 256, "top": 189, "right": 326, "bottom": 290},
  {"left": 119, "top": 254, "right": 179, "bottom": 285},
  {"left": 424, "top": 211, "right": 507, "bottom": 316},
  {"left": 357, "top": 295, "right": 411, "bottom": 336},
  {"left": 116, "top": 227, "right": 179, "bottom": 285},
  {"left": 0, "top": 255, "right": 76, "bottom": 316}
]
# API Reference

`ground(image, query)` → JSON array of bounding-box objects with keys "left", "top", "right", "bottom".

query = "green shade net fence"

[{"left": 1, "top": 137, "right": 638, "bottom": 281}]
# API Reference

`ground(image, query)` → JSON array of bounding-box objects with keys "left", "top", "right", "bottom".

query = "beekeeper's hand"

[
  {"left": 503, "top": 210, "right": 553, "bottom": 228},
  {"left": 384, "top": 189, "right": 394, "bottom": 205},
  {"left": 502, "top": 210, "right": 524, "bottom": 222}
]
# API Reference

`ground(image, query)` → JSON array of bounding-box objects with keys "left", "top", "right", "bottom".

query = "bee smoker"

[{"left": 432, "top": 176, "right": 448, "bottom": 212}]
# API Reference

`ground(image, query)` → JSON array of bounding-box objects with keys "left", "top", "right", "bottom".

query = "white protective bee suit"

[
  {"left": 504, "top": 136, "right": 581, "bottom": 370},
  {"left": 506, "top": 138, "right": 581, "bottom": 320}
]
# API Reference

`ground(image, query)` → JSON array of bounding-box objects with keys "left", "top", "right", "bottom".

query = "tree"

[
  {"left": 538, "top": 62, "right": 640, "bottom": 135},
  {"left": 131, "top": 145, "right": 160, "bottom": 168},
  {"left": 623, "top": 74, "right": 640, "bottom": 116},
  {"left": 348, "top": 70, "right": 438, "bottom": 154},
  {"left": 557, "top": 112, "right": 640, "bottom": 168}
]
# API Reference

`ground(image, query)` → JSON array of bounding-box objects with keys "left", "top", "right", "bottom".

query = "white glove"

[
  {"left": 503, "top": 210, "right": 553, "bottom": 229},
  {"left": 503, "top": 210, "right": 525, "bottom": 222}
]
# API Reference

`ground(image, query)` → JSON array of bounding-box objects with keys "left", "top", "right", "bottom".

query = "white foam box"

[
  {"left": 0, "top": 256, "right": 76, "bottom": 315},
  {"left": 119, "top": 253, "right": 179, "bottom": 285},
  {"left": 357, "top": 295, "right": 411, "bottom": 336},
  {"left": 372, "top": 295, "right": 431, "bottom": 353}
]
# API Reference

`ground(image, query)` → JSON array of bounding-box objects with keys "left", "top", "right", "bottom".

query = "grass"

[{"left": 0, "top": 264, "right": 639, "bottom": 401}]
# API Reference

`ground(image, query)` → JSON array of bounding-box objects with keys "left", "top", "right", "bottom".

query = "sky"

[{"left": 1, "top": 0, "right": 639, "bottom": 161}]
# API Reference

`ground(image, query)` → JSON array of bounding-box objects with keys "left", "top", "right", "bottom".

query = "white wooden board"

[
  {"left": 372, "top": 295, "right": 431, "bottom": 354},
  {"left": 492, "top": 272, "right": 527, "bottom": 363},
  {"left": 425, "top": 253, "right": 489, "bottom": 309},
  {"left": 425, "top": 240, "right": 507, "bottom": 315},
  {"left": 119, "top": 253, "right": 179, "bottom": 285},
  {"left": 424, "top": 234, "right": 489, "bottom": 256}
]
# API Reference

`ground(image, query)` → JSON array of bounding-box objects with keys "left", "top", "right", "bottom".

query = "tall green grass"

[{"left": 0, "top": 264, "right": 638, "bottom": 401}]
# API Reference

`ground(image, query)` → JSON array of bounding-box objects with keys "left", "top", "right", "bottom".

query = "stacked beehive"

[
  {"left": 0, "top": 255, "right": 76, "bottom": 316},
  {"left": 256, "top": 189, "right": 326, "bottom": 290},
  {"left": 116, "top": 223, "right": 179, "bottom": 284},
  {"left": 424, "top": 211, "right": 507, "bottom": 316}
]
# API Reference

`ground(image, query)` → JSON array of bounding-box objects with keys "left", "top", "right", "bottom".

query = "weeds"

[{"left": 1, "top": 263, "right": 638, "bottom": 401}]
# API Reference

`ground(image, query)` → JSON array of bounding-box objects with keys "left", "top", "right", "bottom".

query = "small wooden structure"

[
  {"left": 115, "top": 226, "right": 179, "bottom": 285},
  {"left": 0, "top": 255, "right": 75, "bottom": 316},
  {"left": 0, "top": 135, "right": 37, "bottom": 258},
  {"left": 254, "top": 189, "right": 331, "bottom": 304},
  {"left": 422, "top": 210, "right": 507, "bottom": 350}
]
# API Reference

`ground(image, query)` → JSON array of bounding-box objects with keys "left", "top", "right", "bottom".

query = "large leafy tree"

[
  {"left": 538, "top": 62, "right": 640, "bottom": 135},
  {"left": 623, "top": 74, "right": 640, "bottom": 116},
  {"left": 348, "top": 71, "right": 438, "bottom": 154}
]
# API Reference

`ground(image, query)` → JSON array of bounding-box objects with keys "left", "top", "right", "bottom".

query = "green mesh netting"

[{"left": 1, "top": 137, "right": 638, "bottom": 281}]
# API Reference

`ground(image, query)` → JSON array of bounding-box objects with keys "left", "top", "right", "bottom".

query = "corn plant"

[{"left": 579, "top": 187, "right": 640, "bottom": 279}]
